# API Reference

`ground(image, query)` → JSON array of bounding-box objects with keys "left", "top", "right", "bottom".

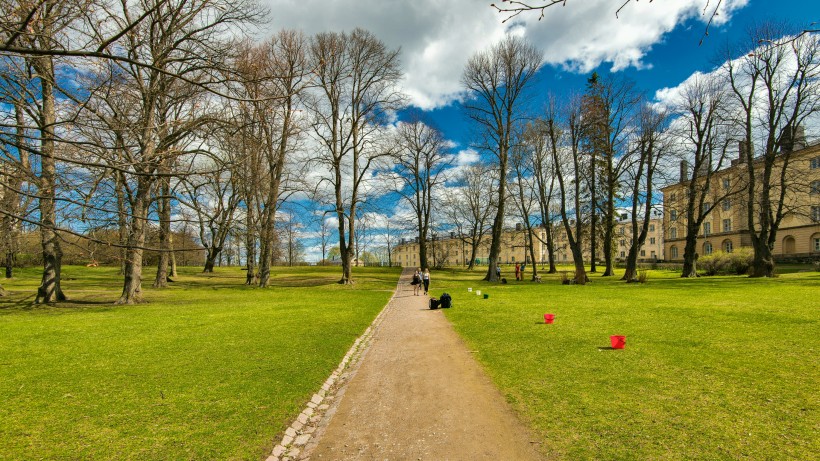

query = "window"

[
  {"left": 703, "top": 222, "right": 711, "bottom": 236},
  {"left": 651, "top": 251, "right": 656, "bottom": 259},
  {"left": 703, "top": 202, "right": 712, "bottom": 212},
  {"left": 670, "top": 227, "right": 677, "bottom": 239},
  {"left": 620, "top": 227, "right": 625, "bottom": 235},
  {"left": 722, "top": 199, "right": 732, "bottom": 211},
  {"left": 649, "top": 224, "right": 655, "bottom": 232},
  {"left": 620, "top": 239, "right": 626, "bottom": 246},
  {"left": 815, "top": 237, "right": 820, "bottom": 252},
  {"left": 704, "top": 242, "right": 713, "bottom": 255},
  {"left": 723, "top": 177, "right": 731, "bottom": 189},
  {"left": 670, "top": 193, "right": 677, "bottom": 201},
  {"left": 640, "top": 250, "right": 646, "bottom": 257},
  {"left": 724, "top": 240, "right": 733, "bottom": 253},
  {"left": 671, "top": 246, "right": 679, "bottom": 258},
  {"left": 723, "top": 219, "right": 732, "bottom": 232},
  {"left": 650, "top": 237, "right": 656, "bottom": 244},
  {"left": 812, "top": 156, "right": 820, "bottom": 169},
  {"left": 670, "top": 210, "right": 678, "bottom": 221},
  {"left": 813, "top": 206, "right": 820, "bottom": 223},
  {"left": 620, "top": 251, "right": 625, "bottom": 258},
  {"left": 812, "top": 180, "right": 820, "bottom": 195}
]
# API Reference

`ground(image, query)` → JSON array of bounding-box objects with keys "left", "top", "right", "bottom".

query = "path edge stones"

[{"left": 264, "top": 269, "right": 408, "bottom": 461}]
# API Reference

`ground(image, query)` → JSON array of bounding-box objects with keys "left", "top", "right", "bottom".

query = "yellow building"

[
  {"left": 392, "top": 216, "right": 665, "bottom": 268},
  {"left": 662, "top": 141, "right": 820, "bottom": 262}
]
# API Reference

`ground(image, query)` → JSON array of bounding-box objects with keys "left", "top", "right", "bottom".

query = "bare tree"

[
  {"left": 548, "top": 96, "right": 589, "bottom": 285},
  {"left": 0, "top": 94, "right": 31, "bottom": 280},
  {"left": 622, "top": 103, "right": 667, "bottom": 281},
  {"left": 527, "top": 120, "right": 559, "bottom": 273},
  {"left": 392, "top": 117, "right": 451, "bottom": 269},
  {"left": 440, "top": 163, "right": 496, "bottom": 269},
  {"left": 308, "top": 28, "right": 404, "bottom": 284},
  {"left": 462, "top": 35, "right": 542, "bottom": 282},
  {"left": 668, "top": 74, "right": 736, "bottom": 278},
  {"left": 233, "top": 31, "right": 310, "bottom": 287},
  {"left": 509, "top": 134, "right": 540, "bottom": 280},
  {"left": 582, "top": 73, "right": 641, "bottom": 276},
  {"left": 723, "top": 24, "right": 820, "bottom": 277},
  {"left": 178, "top": 154, "right": 241, "bottom": 273}
]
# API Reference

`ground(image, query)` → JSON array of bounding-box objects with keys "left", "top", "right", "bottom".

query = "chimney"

[
  {"left": 794, "top": 125, "right": 807, "bottom": 150},
  {"left": 737, "top": 141, "right": 751, "bottom": 163},
  {"left": 516, "top": 223, "right": 522, "bottom": 231},
  {"left": 680, "top": 160, "right": 690, "bottom": 182},
  {"left": 450, "top": 231, "right": 455, "bottom": 238},
  {"left": 779, "top": 126, "right": 795, "bottom": 153}
]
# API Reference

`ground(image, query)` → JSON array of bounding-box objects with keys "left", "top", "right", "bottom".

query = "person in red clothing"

[{"left": 514, "top": 263, "right": 521, "bottom": 281}]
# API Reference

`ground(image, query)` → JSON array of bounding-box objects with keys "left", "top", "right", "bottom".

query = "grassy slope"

[
  {"left": 0, "top": 265, "right": 399, "bottom": 461},
  {"left": 436, "top": 267, "right": 819, "bottom": 460}
]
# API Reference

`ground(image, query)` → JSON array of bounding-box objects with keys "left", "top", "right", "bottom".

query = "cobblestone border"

[{"left": 264, "top": 272, "right": 407, "bottom": 461}]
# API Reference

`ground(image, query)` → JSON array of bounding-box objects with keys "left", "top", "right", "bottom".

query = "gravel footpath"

[{"left": 267, "top": 268, "right": 543, "bottom": 461}]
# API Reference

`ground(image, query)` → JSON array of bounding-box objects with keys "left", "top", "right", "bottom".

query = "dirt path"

[{"left": 302, "top": 268, "right": 543, "bottom": 460}]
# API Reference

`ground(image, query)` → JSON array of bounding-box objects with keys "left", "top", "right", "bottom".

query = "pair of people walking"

[
  {"left": 514, "top": 263, "right": 527, "bottom": 281},
  {"left": 412, "top": 268, "right": 430, "bottom": 295}
]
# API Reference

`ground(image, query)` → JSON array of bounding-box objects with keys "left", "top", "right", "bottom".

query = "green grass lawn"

[
  {"left": 0, "top": 265, "right": 399, "bottom": 461},
  {"left": 435, "top": 266, "right": 819, "bottom": 460}
]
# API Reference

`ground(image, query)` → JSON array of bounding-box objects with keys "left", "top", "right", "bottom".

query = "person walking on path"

[
  {"left": 412, "top": 268, "right": 422, "bottom": 296},
  {"left": 515, "top": 263, "right": 521, "bottom": 281},
  {"left": 422, "top": 268, "right": 430, "bottom": 295}
]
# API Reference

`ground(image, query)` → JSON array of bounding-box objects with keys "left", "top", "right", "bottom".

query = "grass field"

[
  {"left": 433, "top": 266, "right": 819, "bottom": 460},
  {"left": 0, "top": 265, "right": 400, "bottom": 461}
]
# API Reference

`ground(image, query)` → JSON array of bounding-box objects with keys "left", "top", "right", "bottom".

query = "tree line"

[
  {"left": 0, "top": 1, "right": 817, "bottom": 303},
  {"left": 413, "top": 24, "right": 818, "bottom": 285}
]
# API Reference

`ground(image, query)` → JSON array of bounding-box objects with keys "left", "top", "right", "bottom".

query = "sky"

[{"left": 257, "top": 0, "right": 820, "bottom": 261}]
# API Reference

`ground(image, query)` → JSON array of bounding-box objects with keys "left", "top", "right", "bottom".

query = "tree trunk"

[
  {"left": 169, "top": 235, "right": 178, "bottom": 277},
  {"left": 117, "top": 188, "right": 149, "bottom": 305},
  {"left": 4, "top": 253, "right": 12, "bottom": 279},
  {"left": 203, "top": 247, "right": 220, "bottom": 273},
  {"left": 749, "top": 238, "right": 775, "bottom": 277},
  {"left": 153, "top": 178, "right": 172, "bottom": 288},
  {"left": 544, "top": 226, "right": 556, "bottom": 273},
  {"left": 484, "top": 175, "right": 505, "bottom": 282},
  {"left": 33, "top": 55, "right": 65, "bottom": 304},
  {"left": 418, "top": 227, "right": 428, "bottom": 269},
  {"left": 602, "top": 199, "right": 615, "bottom": 276},
  {"left": 245, "top": 204, "right": 256, "bottom": 285},
  {"left": 589, "top": 151, "right": 598, "bottom": 273},
  {"left": 681, "top": 232, "right": 699, "bottom": 278},
  {"left": 526, "top": 228, "right": 538, "bottom": 281},
  {"left": 258, "top": 221, "right": 274, "bottom": 287},
  {"left": 118, "top": 246, "right": 144, "bottom": 305},
  {"left": 116, "top": 172, "right": 128, "bottom": 276}
]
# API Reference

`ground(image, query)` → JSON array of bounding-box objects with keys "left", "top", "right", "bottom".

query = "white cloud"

[{"left": 261, "top": 0, "right": 748, "bottom": 109}]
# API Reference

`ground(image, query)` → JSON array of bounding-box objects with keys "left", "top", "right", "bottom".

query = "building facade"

[
  {"left": 392, "top": 217, "right": 665, "bottom": 268},
  {"left": 662, "top": 141, "right": 820, "bottom": 262}
]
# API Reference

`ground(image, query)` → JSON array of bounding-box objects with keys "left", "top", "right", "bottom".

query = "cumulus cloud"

[{"left": 261, "top": 0, "right": 747, "bottom": 109}]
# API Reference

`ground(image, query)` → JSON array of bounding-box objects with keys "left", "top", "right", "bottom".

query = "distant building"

[
  {"left": 392, "top": 215, "right": 665, "bottom": 268},
  {"left": 662, "top": 139, "right": 820, "bottom": 262}
]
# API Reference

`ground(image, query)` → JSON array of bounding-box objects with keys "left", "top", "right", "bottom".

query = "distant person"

[
  {"left": 515, "top": 263, "right": 521, "bottom": 281},
  {"left": 412, "top": 268, "right": 422, "bottom": 296},
  {"left": 521, "top": 263, "right": 526, "bottom": 278},
  {"left": 422, "top": 268, "right": 430, "bottom": 295},
  {"left": 496, "top": 265, "right": 501, "bottom": 278}
]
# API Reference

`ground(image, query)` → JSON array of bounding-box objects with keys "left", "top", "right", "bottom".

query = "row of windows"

[{"left": 670, "top": 219, "right": 733, "bottom": 239}]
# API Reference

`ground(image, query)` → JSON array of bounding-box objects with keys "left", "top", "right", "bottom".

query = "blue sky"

[{"left": 420, "top": 0, "right": 820, "bottom": 149}]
